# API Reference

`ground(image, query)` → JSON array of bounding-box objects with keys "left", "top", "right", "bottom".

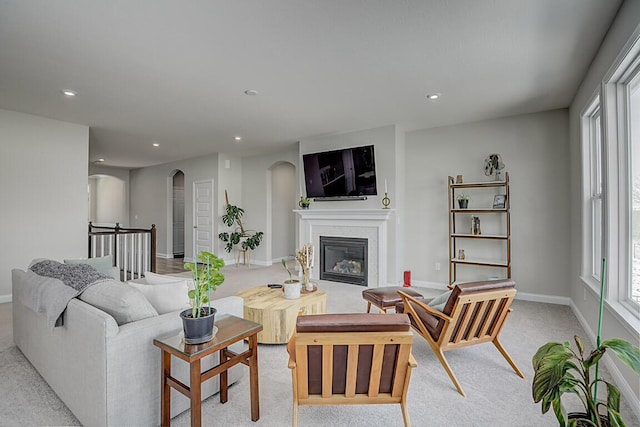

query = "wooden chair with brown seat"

[
  {"left": 287, "top": 313, "right": 417, "bottom": 427},
  {"left": 397, "top": 279, "right": 525, "bottom": 397}
]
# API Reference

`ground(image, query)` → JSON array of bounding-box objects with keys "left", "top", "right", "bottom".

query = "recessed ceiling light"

[
  {"left": 426, "top": 93, "right": 441, "bottom": 100},
  {"left": 234, "top": 136, "right": 242, "bottom": 141},
  {"left": 244, "top": 89, "right": 258, "bottom": 96},
  {"left": 62, "top": 90, "right": 77, "bottom": 97},
  {"left": 152, "top": 142, "right": 160, "bottom": 147}
]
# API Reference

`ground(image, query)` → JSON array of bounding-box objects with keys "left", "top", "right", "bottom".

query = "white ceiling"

[{"left": 0, "top": 1, "right": 621, "bottom": 169}]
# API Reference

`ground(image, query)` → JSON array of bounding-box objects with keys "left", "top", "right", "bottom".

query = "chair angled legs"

[{"left": 398, "top": 282, "right": 525, "bottom": 397}]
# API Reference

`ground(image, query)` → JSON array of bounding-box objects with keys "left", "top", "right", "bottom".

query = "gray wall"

[
  {"left": 129, "top": 154, "right": 219, "bottom": 260},
  {"left": 271, "top": 162, "right": 296, "bottom": 260},
  {"left": 0, "top": 109, "right": 89, "bottom": 299},
  {"left": 241, "top": 147, "right": 299, "bottom": 265},
  {"left": 569, "top": 0, "right": 640, "bottom": 404},
  {"left": 88, "top": 165, "right": 130, "bottom": 225},
  {"left": 88, "top": 175, "right": 127, "bottom": 225},
  {"left": 405, "top": 109, "right": 571, "bottom": 296}
]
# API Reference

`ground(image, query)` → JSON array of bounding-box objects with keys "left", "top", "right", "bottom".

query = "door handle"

[{"left": 193, "top": 226, "right": 197, "bottom": 229}]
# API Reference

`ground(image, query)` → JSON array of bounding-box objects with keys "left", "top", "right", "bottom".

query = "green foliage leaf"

[
  {"left": 606, "top": 407, "right": 625, "bottom": 427},
  {"left": 218, "top": 202, "right": 262, "bottom": 252},
  {"left": 242, "top": 232, "right": 264, "bottom": 250},
  {"left": 552, "top": 397, "right": 567, "bottom": 427},
  {"left": 575, "top": 335, "right": 585, "bottom": 357},
  {"left": 603, "top": 380, "right": 621, "bottom": 413},
  {"left": 221, "top": 204, "right": 244, "bottom": 227},
  {"left": 184, "top": 251, "right": 225, "bottom": 317},
  {"left": 282, "top": 259, "right": 293, "bottom": 281},
  {"left": 584, "top": 349, "right": 605, "bottom": 370},
  {"left": 601, "top": 339, "right": 640, "bottom": 377},
  {"left": 532, "top": 335, "right": 639, "bottom": 427}
]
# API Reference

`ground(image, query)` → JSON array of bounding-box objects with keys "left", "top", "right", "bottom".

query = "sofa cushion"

[
  {"left": 143, "top": 271, "right": 190, "bottom": 285},
  {"left": 64, "top": 255, "right": 119, "bottom": 280},
  {"left": 79, "top": 280, "right": 158, "bottom": 325},
  {"left": 127, "top": 280, "right": 190, "bottom": 314}
]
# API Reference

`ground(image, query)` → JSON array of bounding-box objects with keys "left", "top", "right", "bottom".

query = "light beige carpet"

[{"left": 1, "top": 262, "right": 638, "bottom": 426}]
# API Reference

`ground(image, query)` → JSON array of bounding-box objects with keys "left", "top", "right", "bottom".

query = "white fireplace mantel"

[
  {"left": 294, "top": 208, "right": 394, "bottom": 287},
  {"left": 294, "top": 208, "right": 393, "bottom": 221}
]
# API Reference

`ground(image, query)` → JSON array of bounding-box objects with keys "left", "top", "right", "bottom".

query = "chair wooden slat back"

[
  {"left": 440, "top": 288, "right": 516, "bottom": 350},
  {"left": 288, "top": 314, "right": 417, "bottom": 427},
  {"left": 398, "top": 280, "right": 524, "bottom": 397}
]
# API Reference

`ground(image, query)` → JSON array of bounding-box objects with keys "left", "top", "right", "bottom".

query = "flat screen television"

[{"left": 302, "top": 145, "right": 377, "bottom": 199}]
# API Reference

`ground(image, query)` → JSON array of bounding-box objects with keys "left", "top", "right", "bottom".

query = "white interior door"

[{"left": 193, "top": 180, "right": 214, "bottom": 259}]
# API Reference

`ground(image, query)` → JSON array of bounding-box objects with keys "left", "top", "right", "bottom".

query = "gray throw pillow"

[
  {"left": 64, "top": 255, "right": 119, "bottom": 280},
  {"left": 79, "top": 280, "right": 158, "bottom": 325},
  {"left": 428, "top": 290, "right": 452, "bottom": 312}
]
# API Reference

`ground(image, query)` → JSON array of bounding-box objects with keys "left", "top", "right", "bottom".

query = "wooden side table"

[
  {"left": 153, "top": 315, "right": 263, "bottom": 427},
  {"left": 236, "top": 286, "right": 327, "bottom": 344}
]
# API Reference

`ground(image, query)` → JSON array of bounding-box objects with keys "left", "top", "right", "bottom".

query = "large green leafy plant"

[
  {"left": 218, "top": 191, "right": 264, "bottom": 253},
  {"left": 183, "top": 251, "right": 225, "bottom": 318},
  {"left": 532, "top": 336, "right": 639, "bottom": 426}
]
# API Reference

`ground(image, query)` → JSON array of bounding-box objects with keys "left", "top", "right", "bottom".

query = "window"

[
  {"left": 582, "top": 96, "right": 603, "bottom": 282},
  {"left": 628, "top": 70, "right": 640, "bottom": 306},
  {"left": 601, "top": 32, "right": 640, "bottom": 316}
]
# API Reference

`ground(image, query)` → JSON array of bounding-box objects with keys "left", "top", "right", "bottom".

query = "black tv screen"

[{"left": 303, "top": 145, "right": 377, "bottom": 199}]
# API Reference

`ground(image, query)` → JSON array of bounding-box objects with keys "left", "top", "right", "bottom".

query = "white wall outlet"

[{"left": 435, "top": 262, "right": 441, "bottom": 271}]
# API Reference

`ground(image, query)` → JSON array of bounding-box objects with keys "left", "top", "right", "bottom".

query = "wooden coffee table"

[{"left": 236, "top": 285, "right": 327, "bottom": 344}]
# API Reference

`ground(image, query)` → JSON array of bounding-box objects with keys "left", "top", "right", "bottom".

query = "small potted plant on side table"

[{"left": 181, "top": 251, "right": 225, "bottom": 344}]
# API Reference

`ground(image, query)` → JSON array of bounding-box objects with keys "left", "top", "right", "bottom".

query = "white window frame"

[
  {"left": 602, "top": 30, "right": 640, "bottom": 320},
  {"left": 581, "top": 94, "right": 604, "bottom": 287}
]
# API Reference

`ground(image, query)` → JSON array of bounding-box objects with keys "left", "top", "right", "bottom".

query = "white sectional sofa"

[{"left": 12, "top": 269, "right": 245, "bottom": 427}]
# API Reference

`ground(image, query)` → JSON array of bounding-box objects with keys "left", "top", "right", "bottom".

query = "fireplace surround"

[
  {"left": 320, "top": 236, "right": 368, "bottom": 286},
  {"left": 294, "top": 208, "right": 392, "bottom": 287}
]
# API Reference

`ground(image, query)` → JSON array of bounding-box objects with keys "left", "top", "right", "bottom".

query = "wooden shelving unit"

[{"left": 448, "top": 173, "right": 511, "bottom": 287}]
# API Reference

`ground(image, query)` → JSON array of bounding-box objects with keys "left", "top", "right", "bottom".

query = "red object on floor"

[{"left": 403, "top": 271, "right": 411, "bottom": 287}]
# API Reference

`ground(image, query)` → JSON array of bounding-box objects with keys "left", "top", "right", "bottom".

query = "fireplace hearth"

[{"left": 320, "top": 236, "right": 368, "bottom": 286}]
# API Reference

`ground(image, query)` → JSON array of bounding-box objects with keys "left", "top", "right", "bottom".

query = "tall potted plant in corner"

[
  {"left": 532, "top": 259, "right": 640, "bottom": 426},
  {"left": 218, "top": 190, "right": 264, "bottom": 255},
  {"left": 181, "top": 251, "right": 225, "bottom": 344}
]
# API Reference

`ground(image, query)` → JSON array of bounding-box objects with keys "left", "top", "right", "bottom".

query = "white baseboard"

[
  {"left": 516, "top": 292, "right": 572, "bottom": 306},
  {"left": 156, "top": 252, "right": 172, "bottom": 259},
  {"left": 0, "top": 294, "right": 12, "bottom": 304}
]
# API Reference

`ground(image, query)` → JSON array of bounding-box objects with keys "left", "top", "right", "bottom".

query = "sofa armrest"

[{"left": 103, "top": 295, "right": 246, "bottom": 426}]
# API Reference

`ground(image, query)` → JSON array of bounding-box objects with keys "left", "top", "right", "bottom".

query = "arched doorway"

[
  {"left": 171, "top": 170, "right": 185, "bottom": 258},
  {"left": 270, "top": 162, "right": 296, "bottom": 260}
]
